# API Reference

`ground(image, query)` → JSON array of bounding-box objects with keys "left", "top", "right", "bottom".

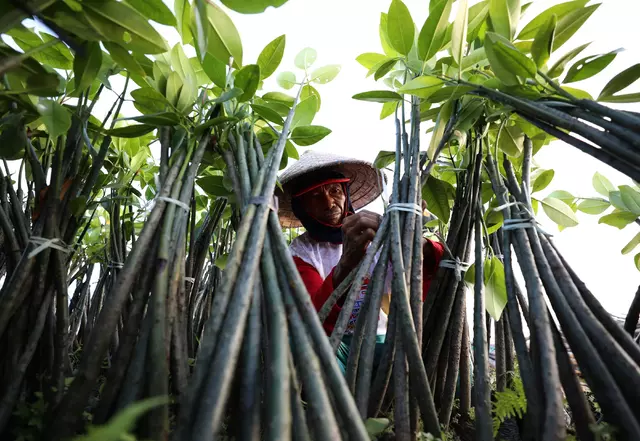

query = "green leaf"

[
  {"left": 285, "top": 139, "right": 298, "bottom": 160},
  {"left": 598, "top": 93, "right": 640, "bottom": 103},
  {"left": 422, "top": 175, "right": 454, "bottom": 223},
  {"left": 532, "top": 169, "right": 554, "bottom": 193},
  {"left": 7, "top": 26, "right": 73, "bottom": 70},
  {"left": 373, "top": 151, "right": 396, "bottom": 169},
  {"left": 467, "top": 1, "right": 490, "bottom": 43},
  {"left": 397, "top": 76, "right": 444, "bottom": 99},
  {"left": 488, "top": 34, "right": 537, "bottom": 82},
  {"left": 620, "top": 185, "right": 640, "bottom": 216},
  {"left": 108, "top": 124, "right": 155, "bottom": 138},
  {"left": 290, "top": 125, "right": 331, "bottom": 146},
  {"left": 120, "top": 112, "right": 180, "bottom": 126},
  {"left": 234, "top": 64, "right": 260, "bottom": 102},
  {"left": 220, "top": 0, "right": 287, "bottom": 14},
  {"left": 380, "top": 101, "right": 398, "bottom": 120},
  {"left": 547, "top": 42, "right": 590, "bottom": 78},
  {"left": 251, "top": 104, "right": 284, "bottom": 125},
  {"left": 531, "top": 14, "right": 556, "bottom": 68},
  {"left": 379, "top": 13, "right": 400, "bottom": 57},
  {"left": 371, "top": 58, "right": 399, "bottom": 80},
  {"left": 622, "top": 232, "right": 640, "bottom": 255},
  {"left": 84, "top": 1, "right": 169, "bottom": 54},
  {"left": 192, "top": 0, "right": 208, "bottom": 60},
  {"left": 71, "top": 397, "right": 169, "bottom": 441},
  {"left": 418, "top": 0, "right": 453, "bottom": 61},
  {"left": 356, "top": 52, "right": 388, "bottom": 70},
  {"left": 194, "top": 116, "right": 238, "bottom": 134},
  {"left": 73, "top": 42, "right": 102, "bottom": 93},
  {"left": 517, "top": 0, "right": 588, "bottom": 39},
  {"left": 176, "top": 75, "right": 197, "bottom": 114},
  {"left": 165, "top": 71, "right": 182, "bottom": 106},
  {"left": 609, "top": 191, "right": 628, "bottom": 211},
  {"left": 365, "top": 418, "right": 390, "bottom": 437},
  {"left": 598, "top": 63, "right": 640, "bottom": 99},
  {"left": 277, "top": 71, "right": 296, "bottom": 90},
  {"left": 213, "top": 253, "right": 229, "bottom": 269},
  {"left": 126, "top": 0, "right": 176, "bottom": 26},
  {"left": 498, "top": 126, "right": 524, "bottom": 157},
  {"left": 552, "top": 4, "right": 601, "bottom": 51},
  {"left": 300, "top": 85, "right": 321, "bottom": 111},
  {"left": 564, "top": 49, "right": 621, "bottom": 84},
  {"left": 352, "top": 90, "right": 403, "bottom": 103},
  {"left": 577, "top": 198, "right": 609, "bottom": 215},
  {"left": 291, "top": 96, "right": 318, "bottom": 129},
  {"left": 201, "top": 54, "right": 227, "bottom": 88},
  {"left": 427, "top": 99, "right": 453, "bottom": 160},
  {"left": 310, "top": 65, "right": 341, "bottom": 84},
  {"left": 387, "top": 0, "right": 414, "bottom": 56},
  {"left": 599, "top": 211, "right": 637, "bottom": 229},
  {"left": 489, "top": 0, "right": 521, "bottom": 40},
  {"left": 485, "top": 256, "right": 508, "bottom": 321},
  {"left": 36, "top": 99, "right": 71, "bottom": 140},
  {"left": 104, "top": 43, "right": 146, "bottom": 77},
  {"left": 541, "top": 197, "right": 579, "bottom": 227},
  {"left": 257, "top": 35, "right": 285, "bottom": 80},
  {"left": 132, "top": 87, "right": 171, "bottom": 114},
  {"left": 197, "top": 175, "right": 230, "bottom": 196},
  {"left": 635, "top": 253, "right": 640, "bottom": 271},
  {"left": 201, "top": 1, "right": 243, "bottom": 67},
  {"left": 451, "top": 0, "right": 469, "bottom": 71},
  {"left": 175, "top": 0, "right": 193, "bottom": 44},
  {"left": 171, "top": 44, "right": 196, "bottom": 81},
  {"left": 294, "top": 47, "right": 317, "bottom": 69},
  {"left": 213, "top": 87, "right": 244, "bottom": 104},
  {"left": 484, "top": 33, "right": 516, "bottom": 86},
  {"left": 592, "top": 172, "right": 615, "bottom": 197},
  {"left": 263, "top": 91, "right": 295, "bottom": 106}
]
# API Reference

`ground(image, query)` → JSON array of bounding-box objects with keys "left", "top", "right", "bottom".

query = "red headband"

[{"left": 292, "top": 178, "right": 351, "bottom": 198}]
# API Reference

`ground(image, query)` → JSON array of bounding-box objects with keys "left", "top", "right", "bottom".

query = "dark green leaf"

[
  {"left": 531, "top": 14, "right": 556, "bottom": 68},
  {"left": 498, "top": 126, "right": 524, "bottom": 157},
  {"left": 73, "top": 42, "right": 102, "bottom": 93},
  {"left": 131, "top": 87, "right": 171, "bottom": 114},
  {"left": 7, "top": 26, "right": 73, "bottom": 70},
  {"left": 372, "top": 58, "right": 399, "bottom": 81},
  {"left": 214, "top": 87, "right": 244, "bottom": 104},
  {"left": 541, "top": 196, "right": 579, "bottom": 227},
  {"left": 126, "top": 0, "right": 176, "bottom": 26},
  {"left": 564, "top": 49, "right": 621, "bottom": 84},
  {"left": 547, "top": 42, "right": 590, "bottom": 78},
  {"left": 251, "top": 104, "right": 284, "bottom": 125},
  {"left": 418, "top": 0, "right": 453, "bottom": 61},
  {"left": 220, "top": 0, "right": 288, "bottom": 14},
  {"left": 609, "top": 191, "right": 628, "bottom": 211},
  {"left": 599, "top": 211, "right": 637, "bottom": 229},
  {"left": 484, "top": 33, "right": 518, "bottom": 86},
  {"left": 194, "top": 116, "right": 238, "bottom": 134},
  {"left": 352, "top": 90, "right": 403, "bottom": 103},
  {"left": 294, "top": 48, "right": 317, "bottom": 69},
  {"left": 0, "top": 115, "right": 26, "bottom": 160},
  {"left": 257, "top": 35, "right": 285, "bottom": 80},
  {"left": 577, "top": 198, "right": 609, "bottom": 215},
  {"left": 422, "top": 175, "right": 454, "bottom": 223},
  {"left": 104, "top": 42, "right": 146, "bottom": 77},
  {"left": 484, "top": 256, "right": 508, "bottom": 320},
  {"left": 552, "top": 3, "right": 600, "bottom": 51},
  {"left": 427, "top": 99, "right": 453, "bottom": 159},
  {"left": 598, "top": 63, "right": 640, "bottom": 99},
  {"left": 517, "top": 0, "right": 588, "bottom": 39},
  {"left": 192, "top": 0, "right": 208, "bottom": 60},
  {"left": 290, "top": 125, "right": 331, "bottom": 146},
  {"left": 108, "top": 124, "right": 155, "bottom": 138},
  {"left": 202, "top": 54, "right": 227, "bottom": 88},
  {"left": 532, "top": 169, "right": 554, "bottom": 193},
  {"left": 489, "top": 0, "right": 521, "bottom": 40},
  {"left": 427, "top": 85, "right": 474, "bottom": 103},
  {"left": 387, "top": 0, "right": 414, "bottom": 55},
  {"left": 263, "top": 91, "right": 295, "bottom": 106},
  {"left": 197, "top": 175, "right": 230, "bottom": 196},
  {"left": 620, "top": 185, "right": 640, "bottom": 215},
  {"left": 598, "top": 93, "right": 640, "bottom": 103},
  {"left": 36, "top": 98, "right": 71, "bottom": 139},
  {"left": 487, "top": 33, "right": 537, "bottom": 83},
  {"left": 234, "top": 64, "right": 260, "bottom": 102},
  {"left": 120, "top": 112, "right": 180, "bottom": 126},
  {"left": 175, "top": 0, "right": 193, "bottom": 44},
  {"left": 84, "top": 1, "right": 169, "bottom": 54},
  {"left": 373, "top": 151, "right": 396, "bottom": 169}
]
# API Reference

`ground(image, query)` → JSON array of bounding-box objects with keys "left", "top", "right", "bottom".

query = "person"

[{"left": 278, "top": 151, "right": 444, "bottom": 373}]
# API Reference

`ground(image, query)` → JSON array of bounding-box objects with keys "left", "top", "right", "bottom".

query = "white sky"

[{"left": 13, "top": 0, "right": 640, "bottom": 316}]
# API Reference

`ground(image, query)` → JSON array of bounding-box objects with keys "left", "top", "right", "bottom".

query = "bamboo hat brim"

[{"left": 276, "top": 150, "right": 385, "bottom": 228}]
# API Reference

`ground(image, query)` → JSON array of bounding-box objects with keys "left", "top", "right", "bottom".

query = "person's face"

[{"left": 300, "top": 182, "right": 346, "bottom": 225}]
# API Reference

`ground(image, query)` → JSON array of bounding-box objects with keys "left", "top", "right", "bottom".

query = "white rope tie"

[
  {"left": 28, "top": 237, "right": 71, "bottom": 259},
  {"left": 387, "top": 203, "right": 423, "bottom": 216},
  {"left": 439, "top": 258, "right": 471, "bottom": 281},
  {"left": 493, "top": 201, "right": 552, "bottom": 236},
  {"left": 184, "top": 277, "right": 195, "bottom": 283},
  {"left": 248, "top": 195, "right": 279, "bottom": 212},
  {"left": 156, "top": 196, "right": 190, "bottom": 212}
]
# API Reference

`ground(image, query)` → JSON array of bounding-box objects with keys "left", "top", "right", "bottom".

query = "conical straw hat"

[{"left": 277, "top": 150, "right": 385, "bottom": 228}]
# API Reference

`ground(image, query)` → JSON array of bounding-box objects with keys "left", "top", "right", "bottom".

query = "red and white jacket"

[{"left": 290, "top": 232, "right": 444, "bottom": 336}]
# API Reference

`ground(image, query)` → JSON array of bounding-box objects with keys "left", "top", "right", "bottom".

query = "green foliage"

[
  {"left": 492, "top": 374, "right": 527, "bottom": 437},
  {"left": 220, "top": 0, "right": 288, "bottom": 14}
]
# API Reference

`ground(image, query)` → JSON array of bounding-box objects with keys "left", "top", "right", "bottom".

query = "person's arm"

[
  {"left": 293, "top": 256, "right": 341, "bottom": 334},
  {"left": 422, "top": 238, "right": 445, "bottom": 301}
]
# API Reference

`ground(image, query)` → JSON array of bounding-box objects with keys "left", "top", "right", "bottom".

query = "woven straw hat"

[{"left": 277, "top": 150, "right": 385, "bottom": 228}]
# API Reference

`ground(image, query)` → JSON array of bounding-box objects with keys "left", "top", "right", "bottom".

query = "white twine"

[
  {"left": 28, "top": 236, "right": 71, "bottom": 259},
  {"left": 248, "top": 195, "right": 278, "bottom": 212},
  {"left": 387, "top": 203, "right": 423, "bottom": 216},
  {"left": 493, "top": 201, "right": 552, "bottom": 236},
  {"left": 156, "top": 196, "right": 190, "bottom": 212},
  {"left": 108, "top": 262, "right": 124, "bottom": 269},
  {"left": 184, "top": 277, "right": 195, "bottom": 283},
  {"left": 439, "top": 257, "right": 471, "bottom": 282}
]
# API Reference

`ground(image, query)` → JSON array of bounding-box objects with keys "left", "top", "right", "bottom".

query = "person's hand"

[{"left": 333, "top": 210, "right": 382, "bottom": 286}]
